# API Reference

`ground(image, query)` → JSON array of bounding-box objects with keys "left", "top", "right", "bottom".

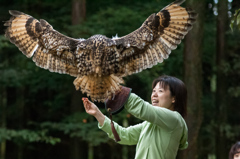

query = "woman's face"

[{"left": 151, "top": 82, "right": 175, "bottom": 110}]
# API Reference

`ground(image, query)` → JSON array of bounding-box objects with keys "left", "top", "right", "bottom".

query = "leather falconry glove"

[{"left": 104, "top": 86, "right": 132, "bottom": 142}]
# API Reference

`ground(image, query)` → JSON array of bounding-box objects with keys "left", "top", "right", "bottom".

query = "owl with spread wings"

[{"left": 4, "top": 0, "right": 197, "bottom": 102}]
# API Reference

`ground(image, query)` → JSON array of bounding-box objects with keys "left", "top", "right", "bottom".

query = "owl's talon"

[{"left": 112, "top": 93, "right": 115, "bottom": 100}]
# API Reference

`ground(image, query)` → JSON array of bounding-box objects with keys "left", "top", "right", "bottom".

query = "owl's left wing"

[
  {"left": 4, "top": 10, "right": 81, "bottom": 77},
  {"left": 113, "top": 0, "right": 197, "bottom": 76}
]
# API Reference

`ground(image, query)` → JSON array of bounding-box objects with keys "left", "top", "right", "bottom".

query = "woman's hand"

[
  {"left": 82, "top": 97, "right": 99, "bottom": 116},
  {"left": 82, "top": 97, "right": 105, "bottom": 126}
]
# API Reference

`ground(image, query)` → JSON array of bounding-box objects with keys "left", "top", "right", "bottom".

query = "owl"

[{"left": 4, "top": 0, "right": 197, "bottom": 102}]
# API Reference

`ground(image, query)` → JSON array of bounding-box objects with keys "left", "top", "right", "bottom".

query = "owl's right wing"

[{"left": 4, "top": 10, "right": 82, "bottom": 77}]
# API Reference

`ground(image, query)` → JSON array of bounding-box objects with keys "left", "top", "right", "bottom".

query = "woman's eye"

[{"left": 234, "top": 153, "right": 240, "bottom": 157}]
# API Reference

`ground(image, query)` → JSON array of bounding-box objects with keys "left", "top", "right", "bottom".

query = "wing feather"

[
  {"left": 4, "top": 10, "right": 80, "bottom": 77},
  {"left": 113, "top": 0, "right": 197, "bottom": 76}
]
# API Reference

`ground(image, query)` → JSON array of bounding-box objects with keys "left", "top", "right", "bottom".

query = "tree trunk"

[
  {"left": 179, "top": 0, "right": 205, "bottom": 158},
  {"left": 70, "top": 138, "right": 81, "bottom": 159},
  {"left": 0, "top": 86, "right": 7, "bottom": 159},
  {"left": 16, "top": 87, "right": 25, "bottom": 159},
  {"left": 72, "top": 0, "right": 86, "bottom": 25},
  {"left": 88, "top": 143, "right": 94, "bottom": 159},
  {"left": 69, "top": 88, "right": 87, "bottom": 159},
  {"left": 215, "top": 0, "right": 228, "bottom": 158},
  {"left": 70, "top": 0, "right": 86, "bottom": 156}
]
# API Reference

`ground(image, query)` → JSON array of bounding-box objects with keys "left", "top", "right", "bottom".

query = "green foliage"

[
  {"left": 0, "top": 128, "right": 60, "bottom": 145},
  {"left": 38, "top": 112, "right": 109, "bottom": 146},
  {"left": 40, "top": 121, "right": 108, "bottom": 146},
  {"left": 228, "top": 87, "right": 240, "bottom": 97},
  {"left": 230, "top": 9, "right": 240, "bottom": 31},
  {"left": 66, "top": 2, "right": 163, "bottom": 39}
]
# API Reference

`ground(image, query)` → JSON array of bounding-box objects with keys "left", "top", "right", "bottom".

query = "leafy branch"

[
  {"left": 0, "top": 128, "right": 61, "bottom": 145},
  {"left": 230, "top": 9, "right": 240, "bottom": 31}
]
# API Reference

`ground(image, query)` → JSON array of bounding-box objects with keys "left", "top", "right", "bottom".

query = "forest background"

[{"left": 0, "top": 0, "right": 240, "bottom": 158}]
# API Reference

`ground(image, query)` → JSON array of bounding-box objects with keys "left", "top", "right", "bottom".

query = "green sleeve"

[
  {"left": 98, "top": 116, "right": 142, "bottom": 145},
  {"left": 179, "top": 121, "right": 188, "bottom": 150},
  {"left": 125, "top": 93, "right": 179, "bottom": 130}
]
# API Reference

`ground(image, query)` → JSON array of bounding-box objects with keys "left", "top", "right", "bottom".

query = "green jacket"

[{"left": 99, "top": 93, "right": 188, "bottom": 159}]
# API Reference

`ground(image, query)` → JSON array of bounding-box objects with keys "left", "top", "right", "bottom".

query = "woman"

[
  {"left": 82, "top": 75, "right": 188, "bottom": 159},
  {"left": 229, "top": 141, "right": 240, "bottom": 159}
]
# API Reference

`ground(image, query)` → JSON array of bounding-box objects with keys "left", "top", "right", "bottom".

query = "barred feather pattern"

[
  {"left": 115, "top": 0, "right": 197, "bottom": 76},
  {"left": 4, "top": 10, "right": 79, "bottom": 76},
  {"left": 73, "top": 75, "right": 124, "bottom": 101},
  {"left": 4, "top": 0, "right": 197, "bottom": 102}
]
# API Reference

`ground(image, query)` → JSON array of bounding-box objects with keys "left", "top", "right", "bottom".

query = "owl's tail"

[{"left": 74, "top": 75, "right": 124, "bottom": 102}]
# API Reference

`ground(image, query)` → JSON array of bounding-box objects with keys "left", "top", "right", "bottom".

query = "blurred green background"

[{"left": 0, "top": 0, "right": 240, "bottom": 158}]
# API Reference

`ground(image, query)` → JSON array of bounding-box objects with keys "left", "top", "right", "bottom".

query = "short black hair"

[
  {"left": 152, "top": 75, "right": 187, "bottom": 118},
  {"left": 229, "top": 141, "right": 240, "bottom": 159}
]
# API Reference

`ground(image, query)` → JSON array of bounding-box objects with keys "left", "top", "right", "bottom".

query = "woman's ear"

[{"left": 172, "top": 97, "right": 175, "bottom": 103}]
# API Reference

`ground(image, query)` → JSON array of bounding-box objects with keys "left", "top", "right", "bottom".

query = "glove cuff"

[{"left": 105, "top": 86, "right": 132, "bottom": 115}]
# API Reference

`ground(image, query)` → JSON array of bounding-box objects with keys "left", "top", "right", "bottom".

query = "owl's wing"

[
  {"left": 4, "top": 10, "right": 82, "bottom": 77},
  {"left": 113, "top": 0, "right": 197, "bottom": 76}
]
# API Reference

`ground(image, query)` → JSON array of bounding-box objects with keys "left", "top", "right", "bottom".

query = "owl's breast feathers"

[{"left": 76, "top": 35, "right": 124, "bottom": 77}]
